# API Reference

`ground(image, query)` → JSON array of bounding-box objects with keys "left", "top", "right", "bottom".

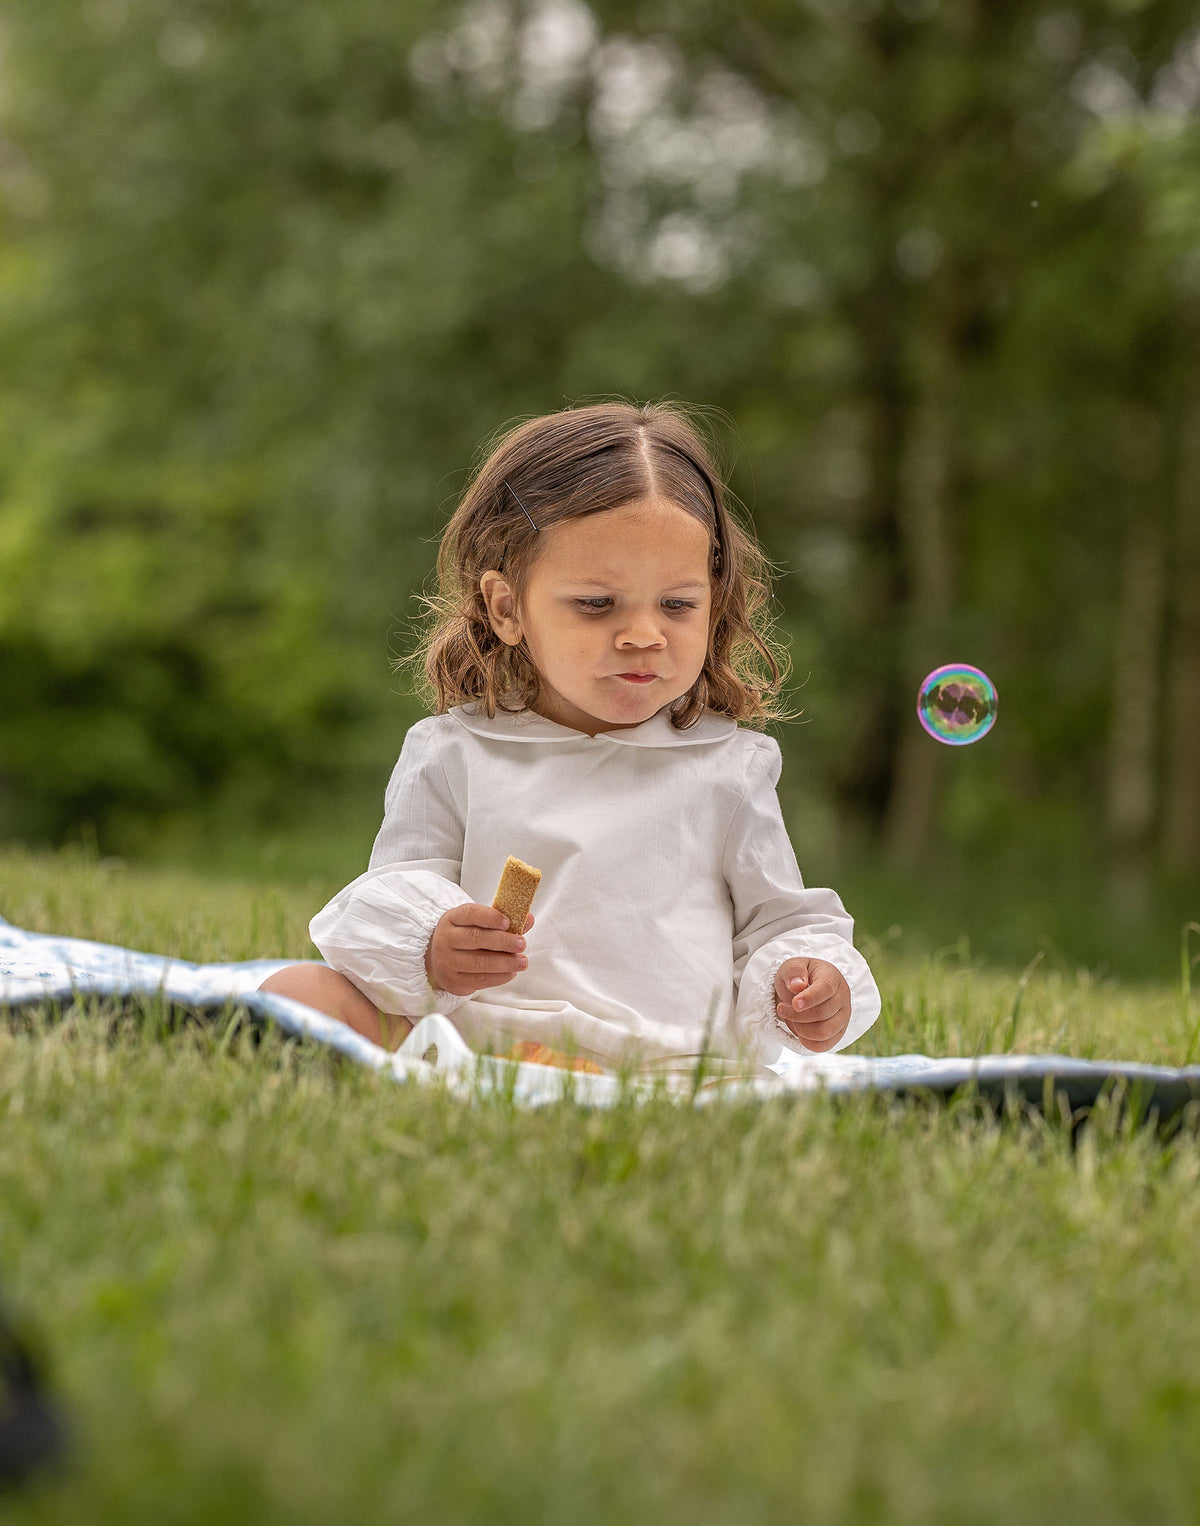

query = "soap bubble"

[{"left": 917, "top": 663, "right": 997, "bottom": 746}]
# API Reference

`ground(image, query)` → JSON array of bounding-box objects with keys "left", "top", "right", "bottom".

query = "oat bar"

[{"left": 492, "top": 854, "right": 541, "bottom": 934}]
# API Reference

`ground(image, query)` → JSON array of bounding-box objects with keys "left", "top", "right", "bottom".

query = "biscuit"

[
  {"left": 492, "top": 854, "right": 541, "bottom": 935},
  {"left": 505, "top": 1041, "right": 605, "bottom": 1076}
]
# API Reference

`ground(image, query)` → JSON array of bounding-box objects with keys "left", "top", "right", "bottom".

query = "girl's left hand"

[{"left": 774, "top": 958, "right": 852, "bottom": 1052}]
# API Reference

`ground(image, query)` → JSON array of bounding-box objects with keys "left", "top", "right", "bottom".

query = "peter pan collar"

[{"left": 450, "top": 701, "right": 737, "bottom": 748}]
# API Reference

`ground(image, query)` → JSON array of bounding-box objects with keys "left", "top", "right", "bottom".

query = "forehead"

[{"left": 532, "top": 499, "right": 711, "bottom": 581}]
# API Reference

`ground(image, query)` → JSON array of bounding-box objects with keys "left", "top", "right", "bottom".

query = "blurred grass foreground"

[
  {"left": 3, "top": 849, "right": 1200, "bottom": 1523},
  {"left": 0, "top": 0, "right": 1198, "bottom": 977}
]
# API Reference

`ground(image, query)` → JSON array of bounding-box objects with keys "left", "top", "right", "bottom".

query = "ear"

[{"left": 479, "top": 570, "right": 522, "bottom": 646}]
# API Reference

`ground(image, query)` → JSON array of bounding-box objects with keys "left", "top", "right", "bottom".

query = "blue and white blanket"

[{"left": 2, "top": 916, "right": 1197, "bottom": 1116}]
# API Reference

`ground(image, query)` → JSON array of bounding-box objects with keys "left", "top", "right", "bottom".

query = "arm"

[
  {"left": 723, "top": 736, "right": 881, "bottom": 1060},
  {"left": 309, "top": 720, "right": 475, "bottom": 1017}
]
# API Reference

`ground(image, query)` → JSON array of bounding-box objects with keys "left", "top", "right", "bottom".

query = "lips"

[{"left": 615, "top": 672, "right": 657, "bottom": 682}]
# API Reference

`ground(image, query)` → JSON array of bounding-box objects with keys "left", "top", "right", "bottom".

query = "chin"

[{"left": 605, "top": 688, "right": 672, "bottom": 717}]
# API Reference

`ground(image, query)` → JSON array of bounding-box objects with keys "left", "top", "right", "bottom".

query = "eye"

[{"left": 571, "top": 597, "right": 701, "bottom": 614}]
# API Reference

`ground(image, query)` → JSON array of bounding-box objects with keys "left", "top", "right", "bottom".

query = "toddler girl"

[{"left": 260, "top": 402, "right": 880, "bottom": 1071}]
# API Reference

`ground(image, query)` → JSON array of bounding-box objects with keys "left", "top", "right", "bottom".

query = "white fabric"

[
  {"left": 309, "top": 702, "right": 881, "bottom": 1070},
  {"left": 2, "top": 916, "right": 1195, "bottom": 1112}
]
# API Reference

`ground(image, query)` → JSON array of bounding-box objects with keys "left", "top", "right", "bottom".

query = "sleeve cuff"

[{"left": 309, "top": 867, "right": 474, "bottom": 1018}]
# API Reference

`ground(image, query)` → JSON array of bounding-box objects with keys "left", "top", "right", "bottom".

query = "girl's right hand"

[{"left": 424, "top": 903, "right": 534, "bottom": 997}]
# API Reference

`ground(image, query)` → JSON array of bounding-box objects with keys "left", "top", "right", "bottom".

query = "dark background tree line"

[{"left": 0, "top": 0, "right": 1197, "bottom": 973}]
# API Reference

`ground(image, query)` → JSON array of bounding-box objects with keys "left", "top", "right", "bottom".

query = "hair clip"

[{"left": 503, "top": 480, "right": 539, "bottom": 534}]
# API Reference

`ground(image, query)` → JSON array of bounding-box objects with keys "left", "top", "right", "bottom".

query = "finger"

[
  {"left": 449, "top": 902, "right": 513, "bottom": 931},
  {"left": 452, "top": 923, "right": 527, "bottom": 954},
  {"left": 784, "top": 1008, "right": 849, "bottom": 1044},
  {"left": 523, "top": 913, "right": 535, "bottom": 932},
  {"left": 775, "top": 965, "right": 809, "bottom": 1001},
  {"left": 782, "top": 984, "right": 841, "bottom": 1019},
  {"left": 454, "top": 950, "right": 528, "bottom": 976},
  {"left": 789, "top": 968, "right": 846, "bottom": 1013},
  {"left": 787, "top": 1028, "right": 842, "bottom": 1053},
  {"left": 784, "top": 1024, "right": 847, "bottom": 1054},
  {"left": 778, "top": 997, "right": 844, "bottom": 1035},
  {"left": 779, "top": 977, "right": 838, "bottom": 1012},
  {"left": 778, "top": 983, "right": 845, "bottom": 1017},
  {"left": 793, "top": 966, "right": 839, "bottom": 1002}
]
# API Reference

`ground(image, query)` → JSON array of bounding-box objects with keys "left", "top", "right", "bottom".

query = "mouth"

[{"left": 614, "top": 673, "right": 658, "bottom": 684}]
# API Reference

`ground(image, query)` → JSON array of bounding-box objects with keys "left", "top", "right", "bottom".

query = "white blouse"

[{"left": 309, "top": 703, "right": 881, "bottom": 1070}]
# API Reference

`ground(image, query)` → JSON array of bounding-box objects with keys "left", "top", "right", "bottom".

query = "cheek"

[
  {"left": 527, "top": 619, "right": 595, "bottom": 670},
  {"left": 564, "top": 630, "right": 604, "bottom": 667},
  {"left": 683, "top": 621, "right": 711, "bottom": 679}
]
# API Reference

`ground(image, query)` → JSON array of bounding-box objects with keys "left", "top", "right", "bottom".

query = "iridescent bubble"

[{"left": 917, "top": 663, "right": 997, "bottom": 746}]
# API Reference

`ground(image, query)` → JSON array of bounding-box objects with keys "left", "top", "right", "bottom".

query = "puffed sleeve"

[
  {"left": 308, "top": 719, "right": 473, "bottom": 1017},
  {"left": 723, "top": 736, "right": 881, "bottom": 1060}
]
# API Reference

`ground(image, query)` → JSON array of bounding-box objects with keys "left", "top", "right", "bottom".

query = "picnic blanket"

[{"left": 3, "top": 915, "right": 1199, "bottom": 1120}]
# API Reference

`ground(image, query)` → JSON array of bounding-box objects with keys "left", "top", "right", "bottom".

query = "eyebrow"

[{"left": 564, "top": 579, "right": 710, "bottom": 591}]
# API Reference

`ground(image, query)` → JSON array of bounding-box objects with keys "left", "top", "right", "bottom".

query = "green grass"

[{"left": 3, "top": 845, "right": 1200, "bottom": 1524}]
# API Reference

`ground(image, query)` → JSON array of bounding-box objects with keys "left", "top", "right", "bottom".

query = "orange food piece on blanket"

[{"left": 505, "top": 1041, "right": 605, "bottom": 1075}]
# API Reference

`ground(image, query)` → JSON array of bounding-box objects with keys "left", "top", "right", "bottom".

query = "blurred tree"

[
  {"left": 0, "top": 0, "right": 1197, "bottom": 916},
  {"left": 1097, "top": 109, "right": 1200, "bottom": 885},
  {"left": 584, "top": 0, "right": 1200, "bottom": 886},
  {"left": 0, "top": 0, "right": 621, "bottom": 848}
]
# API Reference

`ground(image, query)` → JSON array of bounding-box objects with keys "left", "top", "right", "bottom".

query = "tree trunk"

[
  {"left": 1106, "top": 418, "right": 1168, "bottom": 914},
  {"left": 834, "top": 310, "right": 907, "bottom": 847},
  {"left": 830, "top": 11, "right": 913, "bottom": 851},
  {"left": 883, "top": 395, "right": 952, "bottom": 868},
  {"left": 1161, "top": 397, "right": 1200, "bottom": 875}
]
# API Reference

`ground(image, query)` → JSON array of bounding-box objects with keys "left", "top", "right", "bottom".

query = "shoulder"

[
  {"left": 386, "top": 713, "right": 466, "bottom": 791},
  {"left": 682, "top": 723, "right": 782, "bottom": 824},
  {"left": 401, "top": 712, "right": 459, "bottom": 746},
  {"left": 727, "top": 724, "right": 780, "bottom": 759},
  {"left": 395, "top": 712, "right": 454, "bottom": 764},
  {"left": 709, "top": 720, "right": 780, "bottom": 764},
  {"left": 721, "top": 725, "right": 782, "bottom": 790}
]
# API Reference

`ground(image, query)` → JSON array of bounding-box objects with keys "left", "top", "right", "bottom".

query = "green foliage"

[{"left": 0, "top": 0, "right": 1198, "bottom": 914}]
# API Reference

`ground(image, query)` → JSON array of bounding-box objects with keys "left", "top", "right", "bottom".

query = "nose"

[{"left": 616, "top": 608, "right": 668, "bottom": 649}]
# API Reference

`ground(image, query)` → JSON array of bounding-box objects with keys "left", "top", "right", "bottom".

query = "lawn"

[{"left": 2, "top": 845, "right": 1200, "bottom": 1524}]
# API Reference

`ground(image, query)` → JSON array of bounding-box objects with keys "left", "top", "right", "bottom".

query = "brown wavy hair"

[{"left": 399, "top": 401, "right": 793, "bottom": 730}]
